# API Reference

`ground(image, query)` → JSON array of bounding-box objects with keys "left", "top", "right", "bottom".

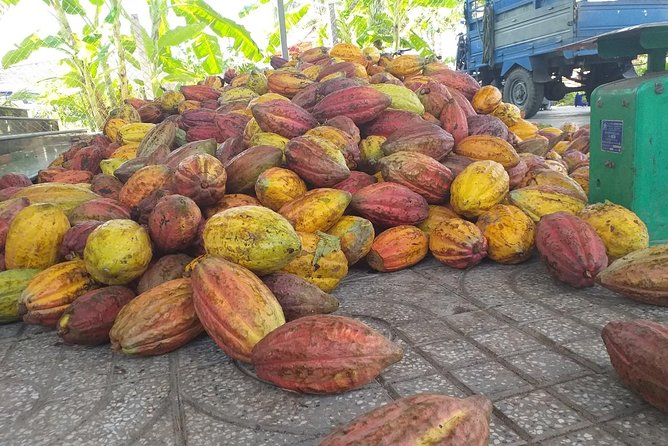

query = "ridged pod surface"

[
  {"left": 382, "top": 122, "right": 454, "bottom": 161},
  {"left": 579, "top": 201, "right": 649, "bottom": 260},
  {"left": 450, "top": 160, "right": 509, "bottom": 218},
  {"left": 279, "top": 188, "right": 351, "bottom": 233},
  {"left": 5, "top": 203, "right": 70, "bottom": 270},
  {"left": 281, "top": 232, "right": 348, "bottom": 292},
  {"left": 370, "top": 84, "right": 424, "bottom": 115},
  {"left": 535, "top": 212, "right": 608, "bottom": 288},
  {"left": 454, "top": 135, "right": 519, "bottom": 168},
  {"left": 327, "top": 216, "right": 375, "bottom": 266},
  {"left": 110, "top": 278, "right": 203, "bottom": 356},
  {"left": 191, "top": 256, "right": 285, "bottom": 362},
  {"left": 59, "top": 221, "right": 104, "bottom": 260},
  {"left": 472, "top": 85, "right": 502, "bottom": 114},
  {"left": 171, "top": 154, "right": 227, "bottom": 207},
  {"left": 0, "top": 269, "right": 40, "bottom": 323},
  {"left": 285, "top": 135, "right": 351, "bottom": 187},
  {"left": 165, "top": 139, "right": 217, "bottom": 168},
  {"left": 351, "top": 182, "right": 429, "bottom": 227},
  {"left": 203, "top": 194, "right": 261, "bottom": 218},
  {"left": 261, "top": 272, "right": 339, "bottom": 321},
  {"left": 378, "top": 151, "right": 453, "bottom": 203},
  {"left": 203, "top": 206, "right": 301, "bottom": 275},
  {"left": 68, "top": 198, "right": 131, "bottom": 225},
  {"left": 417, "top": 205, "right": 459, "bottom": 236},
  {"left": 252, "top": 315, "right": 403, "bottom": 394},
  {"left": 148, "top": 195, "right": 202, "bottom": 253},
  {"left": 361, "top": 109, "right": 424, "bottom": 138},
  {"left": 429, "top": 69, "right": 481, "bottom": 100},
  {"left": 311, "top": 86, "right": 391, "bottom": 125},
  {"left": 367, "top": 225, "right": 428, "bottom": 272},
  {"left": 57, "top": 286, "right": 136, "bottom": 345},
  {"left": 429, "top": 218, "right": 488, "bottom": 269},
  {"left": 11, "top": 183, "right": 99, "bottom": 215},
  {"left": 602, "top": 320, "right": 668, "bottom": 412},
  {"left": 91, "top": 174, "right": 123, "bottom": 200},
  {"left": 255, "top": 167, "right": 308, "bottom": 211},
  {"left": 304, "top": 126, "right": 361, "bottom": 169},
  {"left": 224, "top": 145, "right": 283, "bottom": 194},
  {"left": 251, "top": 100, "right": 317, "bottom": 139},
  {"left": 333, "top": 171, "right": 377, "bottom": 194},
  {"left": 597, "top": 245, "right": 668, "bottom": 305},
  {"left": 520, "top": 168, "right": 587, "bottom": 201},
  {"left": 118, "top": 165, "right": 173, "bottom": 209},
  {"left": 509, "top": 185, "right": 586, "bottom": 223},
  {"left": 385, "top": 54, "right": 424, "bottom": 79},
  {"left": 137, "top": 254, "right": 192, "bottom": 294},
  {"left": 84, "top": 219, "right": 153, "bottom": 285},
  {"left": 318, "top": 394, "right": 492, "bottom": 446},
  {"left": 477, "top": 204, "right": 536, "bottom": 265},
  {"left": 0, "top": 197, "right": 30, "bottom": 251},
  {"left": 19, "top": 259, "right": 100, "bottom": 326}
]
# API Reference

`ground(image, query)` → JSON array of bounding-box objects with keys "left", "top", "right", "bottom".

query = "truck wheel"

[{"left": 503, "top": 67, "right": 544, "bottom": 119}]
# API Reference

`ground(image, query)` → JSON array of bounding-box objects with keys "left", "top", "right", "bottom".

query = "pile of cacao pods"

[{"left": 0, "top": 42, "right": 666, "bottom": 442}]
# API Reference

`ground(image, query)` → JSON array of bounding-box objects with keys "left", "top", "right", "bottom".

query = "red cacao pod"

[
  {"left": 68, "top": 198, "right": 131, "bottom": 225},
  {"left": 251, "top": 100, "right": 317, "bottom": 139},
  {"left": 0, "top": 173, "right": 32, "bottom": 189},
  {"left": 382, "top": 122, "right": 454, "bottom": 161},
  {"left": 333, "top": 171, "right": 377, "bottom": 194},
  {"left": 224, "top": 145, "right": 283, "bottom": 194},
  {"left": 261, "top": 272, "right": 339, "bottom": 321},
  {"left": 361, "top": 109, "right": 425, "bottom": 138},
  {"left": 137, "top": 253, "right": 193, "bottom": 294},
  {"left": 90, "top": 174, "right": 123, "bottom": 200},
  {"left": 59, "top": 221, "right": 104, "bottom": 260},
  {"left": 285, "top": 136, "right": 351, "bottom": 187},
  {"left": 351, "top": 182, "right": 429, "bottom": 227},
  {"left": 312, "top": 86, "right": 391, "bottom": 125},
  {"left": 379, "top": 151, "right": 453, "bottom": 203},
  {"left": 171, "top": 154, "right": 227, "bottom": 206},
  {"left": 148, "top": 194, "right": 202, "bottom": 253}
]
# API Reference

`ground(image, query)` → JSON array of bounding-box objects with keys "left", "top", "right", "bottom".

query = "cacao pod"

[
  {"left": 429, "top": 218, "right": 488, "bottom": 269},
  {"left": 255, "top": 167, "right": 308, "bottom": 211},
  {"left": 326, "top": 216, "right": 375, "bottom": 265},
  {"left": 367, "top": 225, "right": 429, "bottom": 272},
  {"left": 137, "top": 253, "right": 193, "bottom": 294},
  {"left": 279, "top": 188, "right": 351, "bottom": 233},
  {"left": 477, "top": 204, "right": 536, "bottom": 265},
  {"left": 351, "top": 182, "right": 429, "bottom": 227},
  {"left": 450, "top": 160, "right": 509, "bottom": 218},
  {"left": 0, "top": 269, "right": 40, "bottom": 324},
  {"left": 262, "top": 272, "right": 339, "bottom": 321},
  {"left": 281, "top": 231, "right": 348, "bottom": 292}
]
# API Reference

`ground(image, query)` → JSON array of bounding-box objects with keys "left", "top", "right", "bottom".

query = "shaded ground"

[
  {"left": 529, "top": 106, "right": 591, "bottom": 128},
  {"left": 1, "top": 256, "right": 667, "bottom": 446}
]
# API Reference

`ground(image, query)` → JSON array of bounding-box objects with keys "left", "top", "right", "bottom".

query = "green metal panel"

[{"left": 590, "top": 72, "right": 668, "bottom": 245}]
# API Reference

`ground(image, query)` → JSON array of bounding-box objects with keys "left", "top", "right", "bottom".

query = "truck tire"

[{"left": 503, "top": 67, "right": 544, "bottom": 119}]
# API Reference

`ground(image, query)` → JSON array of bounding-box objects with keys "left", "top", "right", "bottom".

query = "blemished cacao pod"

[
  {"left": 312, "top": 86, "right": 391, "bottom": 125},
  {"left": 361, "top": 109, "right": 424, "bottom": 138},
  {"left": 472, "top": 85, "right": 502, "bottom": 114},
  {"left": 68, "top": 197, "right": 131, "bottom": 225},
  {"left": 602, "top": 319, "right": 668, "bottom": 412},
  {"left": 578, "top": 201, "right": 649, "bottom": 260},
  {"left": 535, "top": 212, "right": 608, "bottom": 288},
  {"left": 597, "top": 245, "right": 668, "bottom": 305},
  {"left": 11, "top": 183, "right": 99, "bottom": 215},
  {"left": 509, "top": 185, "right": 586, "bottom": 222},
  {"left": 110, "top": 278, "right": 203, "bottom": 356},
  {"left": 171, "top": 154, "right": 227, "bottom": 207},
  {"left": 326, "top": 216, "right": 375, "bottom": 266},
  {"left": 251, "top": 99, "right": 317, "bottom": 139},
  {"left": 5, "top": 203, "right": 71, "bottom": 270},
  {"left": 59, "top": 221, "right": 104, "bottom": 260},
  {"left": 90, "top": 174, "right": 123, "bottom": 200},
  {"left": 450, "top": 160, "right": 509, "bottom": 218},
  {"left": 378, "top": 151, "right": 453, "bottom": 204},
  {"left": 252, "top": 315, "right": 403, "bottom": 394},
  {"left": 304, "top": 126, "right": 361, "bottom": 169},
  {"left": 454, "top": 135, "right": 519, "bottom": 168},
  {"left": 180, "top": 84, "right": 221, "bottom": 102},
  {"left": 19, "top": 259, "right": 100, "bottom": 326},
  {"left": 0, "top": 268, "right": 40, "bottom": 324},
  {"left": 318, "top": 393, "right": 492, "bottom": 445},
  {"left": 429, "top": 218, "right": 488, "bottom": 269},
  {"left": 0, "top": 197, "right": 30, "bottom": 251},
  {"left": 332, "top": 171, "right": 376, "bottom": 194},
  {"left": 0, "top": 172, "right": 32, "bottom": 189},
  {"left": 280, "top": 231, "right": 348, "bottom": 292},
  {"left": 224, "top": 145, "right": 282, "bottom": 194},
  {"left": 203, "top": 206, "right": 301, "bottom": 275},
  {"left": 370, "top": 83, "right": 425, "bottom": 115},
  {"left": 84, "top": 219, "right": 153, "bottom": 285},
  {"left": 429, "top": 68, "right": 481, "bottom": 100},
  {"left": 279, "top": 188, "right": 351, "bottom": 233},
  {"left": 285, "top": 135, "right": 351, "bottom": 187},
  {"left": 165, "top": 139, "right": 217, "bottom": 169},
  {"left": 367, "top": 225, "right": 429, "bottom": 272},
  {"left": 382, "top": 122, "right": 454, "bottom": 161},
  {"left": 148, "top": 195, "right": 202, "bottom": 253},
  {"left": 477, "top": 204, "right": 536, "bottom": 265},
  {"left": 118, "top": 164, "right": 173, "bottom": 210},
  {"left": 137, "top": 254, "right": 192, "bottom": 294},
  {"left": 261, "top": 272, "right": 339, "bottom": 321},
  {"left": 520, "top": 168, "right": 587, "bottom": 201},
  {"left": 203, "top": 193, "right": 260, "bottom": 218},
  {"left": 417, "top": 205, "right": 459, "bottom": 236},
  {"left": 191, "top": 256, "right": 285, "bottom": 363},
  {"left": 255, "top": 167, "right": 308, "bottom": 211},
  {"left": 56, "top": 286, "right": 135, "bottom": 345},
  {"left": 351, "top": 182, "right": 429, "bottom": 227}
]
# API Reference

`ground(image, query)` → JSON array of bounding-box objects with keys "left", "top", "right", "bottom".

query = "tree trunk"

[{"left": 111, "top": 0, "right": 130, "bottom": 102}]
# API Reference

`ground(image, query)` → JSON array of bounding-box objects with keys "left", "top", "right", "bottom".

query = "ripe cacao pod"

[
  {"left": 326, "top": 216, "right": 375, "bottom": 266},
  {"left": 224, "top": 145, "right": 282, "bottom": 194},
  {"left": 251, "top": 100, "right": 317, "bottom": 139},
  {"left": 203, "top": 193, "right": 260, "bottom": 218},
  {"left": 361, "top": 109, "right": 424, "bottom": 138},
  {"left": 252, "top": 315, "right": 403, "bottom": 394},
  {"left": 367, "top": 225, "right": 429, "bottom": 272},
  {"left": 312, "top": 86, "right": 391, "bottom": 125},
  {"left": 11, "top": 183, "right": 99, "bottom": 215},
  {"left": 0, "top": 268, "right": 40, "bottom": 324},
  {"left": 59, "top": 221, "right": 104, "bottom": 260},
  {"left": 279, "top": 188, "right": 351, "bottom": 233},
  {"left": 255, "top": 167, "right": 308, "bottom": 211},
  {"left": 450, "top": 160, "right": 509, "bottom": 218},
  {"left": 90, "top": 174, "right": 123, "bottom": 200},
  {"left": 477, "top": 204, "right": 536, "bottom": 265},
  {"left": 509, "top": 185, "right": 586, "bottom": 222},
  {"left": 379, "top": 151, "right": 453, "bottom": 203},
  {"left": 351, "top": 182, "right": 429, "bottom": 227},
  {"left": 0, "top": 172, "right": 32, "bottom": 189},
  {"left": 285, "top": 135, "right": 351, "bottom": 187},
  {"left": 382, "top": 122, "right": 454, "bottom": 161},
  {"left": 68, "top": 198, "right": 131, "bottom": 225},
  {"left": 281, "top": 232, "right": 348, "bottom": 292},
  {"left": 191, "top": 256, "right": 285, "bottom": 362},
  {"left": 118, "top": 164, "right": 173, "bottom": 210},
  {"left": 171, "top": 154, "right": 227, "bottom": 206},
  {"left": 429, "top": 218, "right": 488, "bottom": 269},
  {"left": 417, "top": 205, "right": 459, "bottom": 236},
  {"left": 110, "top": 278, "right": 203, "bottom": 356},
  {"left": 137, "top": 254, "right": 192, "bottom": 294},
  {"left": 148, "top": 195, "right": 202, "bottom": 253},
  {"left": 472, "top": 85, "right": 502, "bottom": 114},
  {"left": 0, "top": 197, "right": 30, "bottom": 251},
  {"left": 262, "top": 272, "right": 339, "bottom": 321}
]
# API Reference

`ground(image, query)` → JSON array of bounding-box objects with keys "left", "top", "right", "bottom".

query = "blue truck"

[{"left": 456, "top": 0, "right": 668, "bottom": 118}]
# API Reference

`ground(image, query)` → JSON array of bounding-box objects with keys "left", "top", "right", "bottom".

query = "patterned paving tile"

[
  {"left": 494, "top": 302, "right": 557, "bottom": 323},
  {"left": 452, "top": 361, "right": 532, "bottom": 399},
  {"left": 472, "top": 326, "right": 544, "bottom": 356},
  {"left": 380, "top": 339, "right": 438, "bottom": 383},
  {"left": 604, "top": 408, "right": 668, "bottom": 446},
  {"left": 419, "top": 338, "right": 488, "bottom": 369},
  {"left": 395, "top": 318, "right": 458, "bottom": 345},
  {"left": 390, "top": 373, "right": 467, "bottom": 398},
  {"left": 443, "top": 310, "right": 507, "bottom": 335},
  {"left": 506, "top": 349, "right": 590, "bottom": 385},
  {"left": 523, "top": 318, "right": 598, "bottom": 345},
  {"left": 541, "top": 427, "right": 627, "bottom": 445},
  {"left": 563, "top": 337, "right": 613, "bottom": 370}
]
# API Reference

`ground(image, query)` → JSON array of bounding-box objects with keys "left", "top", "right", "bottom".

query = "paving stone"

[
  {"left": 495, "top": 389, "right": 589, "bottom": 439},
  {"left": 570, "top": 307, "right": 634, "bottom": 330},
  {"left": 541, "top": 426, "right": 627, "bottom": 445},
  {"left": 523, "top": 318, "right": 598, "bottom": 345},
  {"left": 396, "top": 318, "right": 458, "bottom": 345},
  {"left": 0, "top": 377, "right": 42, "bottom": 434},
  {"left": 0, "top": 335, "right": 62, "bottom": 389},
  {"left": 452, "top": 361, "right": 532, "bottom": 399},
  {"left": 563, "top": 337, "right": 612, "bottom": 370},
  {"left": 134, "top": 412, "right": 177, "bottom": 446},
  {"left": 0, "top": 322, "right": 21, "bottom": 343},
  {"left": 390, "top": 373, "right": 467, "bottom": 398},
  {"left": 604, "top": 408, "right": 668, "bottom": 446},
  {"left": 380, "top": 339, "right": 437, "bottom": 382},
  {"left": 506, "top": 349, "right": 590, "bottom": 385},
  {"left": 461, "top": 268, "right": 521, "bottom": 307},
  {"left": 419, "top": 338, "right": 488, "bottom": 369},
  {"left": 48, "top": 344, "right": 112, "bottom": 397},
  {"left": 554, "top": 375, "right": 645, "bottom": 422},
  {"left": 617, "top": 303, "right": 668, "bottom": 323},
  {"left": 472, "top": 326, "right": 544, "bottom": 356},
  {"left": 111, "top": 352, "right": 171, "bottom": 384},
  {"left": 443, "top": 310, "right": 507, "bottom": 335},
  {"left": 489, "top": 415, "right": 526, "bottom": 445},
  {"left": 512, "top": 264, "right": 570, "bottom": 299},
  {"left": 414, "top": 295, "right": 479, "bottom": 317},
  {"left": 177, "top": 335, "right": 228, "bottom": 370},
  {"left": 536, "top": 294, "right": 601, "bottom": 314},
  {"left": 494, "top": 302, "right": 556, "bottom": 323},
  {"left": 413, "top": 263, "right": 465, "bottom": 289}
]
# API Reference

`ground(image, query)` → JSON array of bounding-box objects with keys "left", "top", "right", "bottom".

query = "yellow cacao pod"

[
  {"left": 371, "top": 84, "right": 425, "bottom": 115},
  {"left": 450, "top": 160, "right": 509, "bottom": 218},
  {"left": 476, "top": 204, "right": 535, "bottom": 264}
]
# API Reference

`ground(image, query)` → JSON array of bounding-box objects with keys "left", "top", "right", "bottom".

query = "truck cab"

[{"left": 457, "top": 0, "right": 668, "bottom": 117}]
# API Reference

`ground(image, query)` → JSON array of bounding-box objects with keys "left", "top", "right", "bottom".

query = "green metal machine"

[{"left": 565, "top": 24, "right": 668, "bottom": 245}]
